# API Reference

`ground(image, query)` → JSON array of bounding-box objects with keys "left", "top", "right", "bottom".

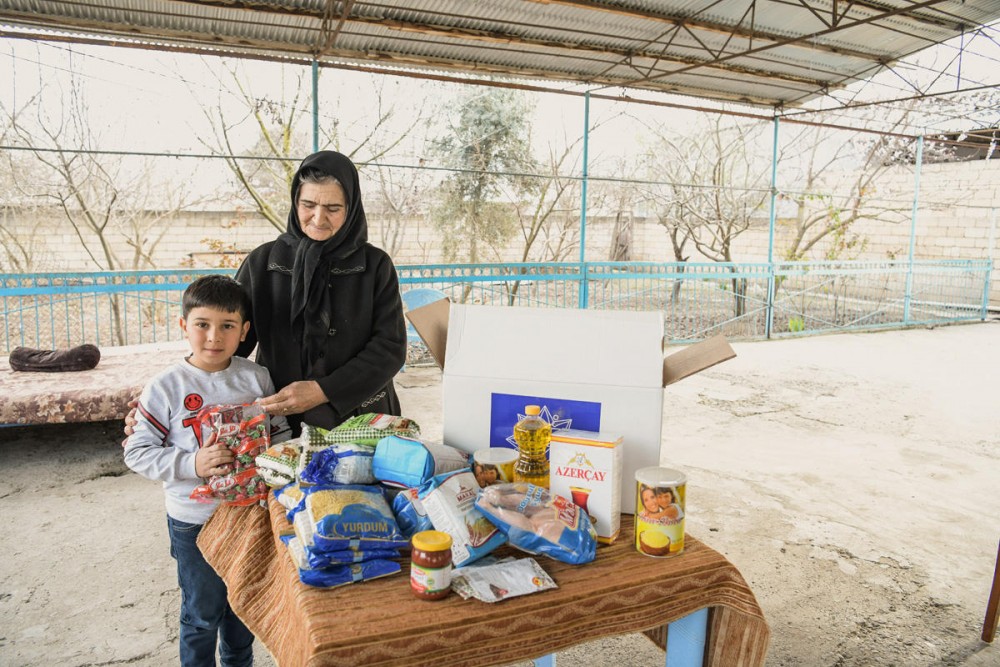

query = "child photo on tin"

[
  {"left": 473, "top": 461, "right": 500, "bottom": 487},
  {"left": 655, "top": 486, "right": 684, "bottom": 521},
  {"left": 639, "top": 484, "right": 685, "bottom": 523}
]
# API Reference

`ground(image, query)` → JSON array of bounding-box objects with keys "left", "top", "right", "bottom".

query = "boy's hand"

[{"left": 194, "top": 432, "right": 235, "bottom": 478}]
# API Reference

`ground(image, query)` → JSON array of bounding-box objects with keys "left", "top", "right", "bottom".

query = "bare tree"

[
  {"left": 643, "top": 116, "right": 771, "bottom": 315},
  {"left": 1, "top": 74, "right": 204, "bottom": 342},
  {"left": 196, "top": 61, "right": 435, "bottom": 251}
]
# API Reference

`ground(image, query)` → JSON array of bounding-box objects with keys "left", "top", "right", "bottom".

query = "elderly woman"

[
  {"left": 239, "top": 150, "right": 407, "bottom": 434},
  {"left": 123, "top": 151, "right": 406, "bottom": 440}
]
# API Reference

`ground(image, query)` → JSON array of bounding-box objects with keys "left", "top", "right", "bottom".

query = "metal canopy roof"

[{"left": 2, "top": 0, "right": 1000, "bottom": 108}]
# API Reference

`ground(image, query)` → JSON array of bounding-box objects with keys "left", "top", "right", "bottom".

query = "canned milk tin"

[
  {"left": 634, "top": 467, "right": 686, "bottom": 557},
  {"left": 472, "top": 447, "right": 518, "bottom": 487}
]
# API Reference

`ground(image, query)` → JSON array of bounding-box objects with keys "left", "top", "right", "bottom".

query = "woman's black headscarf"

[{"left": 278, "top": 151, "right": 368, "bottom": 363}]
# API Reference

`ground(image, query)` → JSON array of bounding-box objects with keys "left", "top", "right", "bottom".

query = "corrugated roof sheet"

[{"left": 2, "top": 0, "right": 999, "bottom": 107}]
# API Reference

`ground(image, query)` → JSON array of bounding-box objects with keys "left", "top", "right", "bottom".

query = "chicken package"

[{"left": 475, "top": 483, "right": 597, "bottom": 565}]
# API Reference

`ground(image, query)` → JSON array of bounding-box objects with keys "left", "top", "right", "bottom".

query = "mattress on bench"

[{"left": 0, "top": 341, "right": 189, "bottom": 425}]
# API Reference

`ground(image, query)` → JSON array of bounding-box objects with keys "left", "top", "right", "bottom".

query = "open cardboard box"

[{"left": 406, "top": 298, "right": 735, "bottom": 512}]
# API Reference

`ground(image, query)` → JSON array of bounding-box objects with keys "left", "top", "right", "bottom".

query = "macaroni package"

[
  {"left": 282, "top": 534, "right": 401, "bottom": 571},
  {"left": 301, "top": 484, "right": 409, "bottom": 552},
  {"left": 298, "top": 560, "right": 401, "bottom": 589}
]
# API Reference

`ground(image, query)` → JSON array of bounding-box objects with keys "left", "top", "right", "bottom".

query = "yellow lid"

[
  {"left": 524, "top": 405, "right": 541, "bottom": 415},
  {"left": 411, "top": 530, "right": 452, "bottom": 552}
]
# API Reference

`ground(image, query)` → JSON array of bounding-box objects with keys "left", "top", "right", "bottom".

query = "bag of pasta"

[
  {"left": 299, "top": 484, "right": 409, "bottom": 552},
  {"left": 189, "top": 403, "right": 270, "bottom": 506}
]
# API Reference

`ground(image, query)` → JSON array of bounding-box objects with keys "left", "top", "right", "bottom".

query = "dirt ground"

[{"left": 1, "top": 321, "right": 999, "bottom": 666}]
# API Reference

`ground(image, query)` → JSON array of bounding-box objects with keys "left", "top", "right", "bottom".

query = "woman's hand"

[
  {"left": 194, "top": 432, "right": 234, "bottom": 478},
  {"left": 258, "top": 381, "right": 328, "bottom": 417}
]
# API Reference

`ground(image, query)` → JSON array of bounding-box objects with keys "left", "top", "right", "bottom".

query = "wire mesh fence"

[{"left": 2, "top": 260, "right": 992, "bottom": 358}]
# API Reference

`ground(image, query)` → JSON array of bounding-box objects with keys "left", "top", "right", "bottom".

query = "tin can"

[
  {"left": 634, "top": 467, "right": 686, "bottom": 557},
  {"left": 472, "top": 447, "right": 518, "bottom": 487}
]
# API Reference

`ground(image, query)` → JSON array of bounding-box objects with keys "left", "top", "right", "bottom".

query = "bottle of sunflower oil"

[{"left": 513, "top": 405, "right": 551, "bottom": 489}]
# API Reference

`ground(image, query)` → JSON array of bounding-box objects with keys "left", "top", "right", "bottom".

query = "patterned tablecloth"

[
  {"left": 199, "top": 497, "right": 770, "bottom": 667},
  {"left": 0, "top": 341, "right": 188, "bottom": 425}
]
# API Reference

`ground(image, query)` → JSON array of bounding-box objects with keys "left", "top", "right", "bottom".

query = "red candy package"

[{"left": 189, "top": 403, "right": 271, "bottom": 506}]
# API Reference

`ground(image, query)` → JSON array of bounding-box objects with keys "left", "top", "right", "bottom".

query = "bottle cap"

[
  {"left": 411, "top": 530, "right": 453, "bottom": 552},
  {"left": 524, "top": 405, "right": 541, "bottom": 415}
]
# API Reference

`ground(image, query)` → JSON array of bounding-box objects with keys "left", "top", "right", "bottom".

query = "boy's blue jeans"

[{"left": 167, "top": 516, "right": 254, "bottom": 667}]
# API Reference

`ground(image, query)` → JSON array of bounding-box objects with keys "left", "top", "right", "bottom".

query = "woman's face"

[
  {"left": 296, "top": 180, "right": 348, "bottom": 242},
  {"left": 641, "top": 487, "right": 658, "bottom": 513}
]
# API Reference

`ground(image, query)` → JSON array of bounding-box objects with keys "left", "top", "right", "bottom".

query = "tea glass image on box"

[
  {"left": 634, "top": 467, "right": 686, "bottom": 557},
  {"left": 472, "top": 447, "right": 518, "bottom": 487},
  {"left": 550, "top": 429, "right": 623, "bottom": 544}
]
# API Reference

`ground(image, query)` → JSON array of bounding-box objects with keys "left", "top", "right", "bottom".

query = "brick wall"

[{"left": 3, "top": 159, "right": 997, "bottom": 304}]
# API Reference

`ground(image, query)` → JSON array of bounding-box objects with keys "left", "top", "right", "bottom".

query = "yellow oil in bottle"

[{"left": 513, "top": 405, "right": 551, "bottom": 488}]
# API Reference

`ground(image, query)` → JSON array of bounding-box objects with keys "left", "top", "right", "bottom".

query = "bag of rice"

[{"left": 299, "top": 443, "right": 375, "bottom": 485}]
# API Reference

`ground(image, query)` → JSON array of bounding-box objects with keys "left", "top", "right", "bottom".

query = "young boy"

[{"left": 124, "top": 274, "right": 291, "bottom": 667}]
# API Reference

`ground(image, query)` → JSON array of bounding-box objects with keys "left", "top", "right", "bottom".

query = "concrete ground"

[{"left": 1, "top": 320, "right": 999, "bottom": 666}]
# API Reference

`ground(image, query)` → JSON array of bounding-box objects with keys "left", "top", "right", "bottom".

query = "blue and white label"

[{"left": 489, "top": 393, "right": 602, "bottom": 450}]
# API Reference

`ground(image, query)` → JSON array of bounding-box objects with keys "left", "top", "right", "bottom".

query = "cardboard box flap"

[
  {"left": 662, "top": 334, "right": 736, "bottom": 387},
  {"left": 445, "top": 305, "right": 664, "bottom": 388},
  {"left": 404, "top": 297, "right": 450, "bottom": 369}
]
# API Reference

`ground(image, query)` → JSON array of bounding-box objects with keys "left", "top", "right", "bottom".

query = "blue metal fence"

[{"left": 1, "top": 260, "right": 992, "bottom": 354}]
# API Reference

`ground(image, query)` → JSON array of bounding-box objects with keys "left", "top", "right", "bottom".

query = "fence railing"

[{"left": 1, "top": 260, "right": 993, "bottom": 353}]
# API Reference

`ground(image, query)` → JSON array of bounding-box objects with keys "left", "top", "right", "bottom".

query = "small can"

[
  {"left": 410, "top": 530, "right": 453, "bottom": 600},
  {"left": 634, "top": 467, "right": 686, "bottom": 557},
  {"left": 472, "top": 447, "right": 518, "bottom": 487}
]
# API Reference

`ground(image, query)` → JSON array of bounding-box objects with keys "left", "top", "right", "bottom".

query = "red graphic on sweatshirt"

[{"left": 184, "top": 393, "right": 204, "bottom": 411}]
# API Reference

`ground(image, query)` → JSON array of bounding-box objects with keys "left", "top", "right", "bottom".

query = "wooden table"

[{"left": 199, "top": 498, "right": 770, "bottom": 667}]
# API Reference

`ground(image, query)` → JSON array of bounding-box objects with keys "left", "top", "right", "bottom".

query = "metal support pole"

[
  {"left": 765, "top": 115, "right": 780, "bottom": 338},
  {"left": 904, "top": 135, "right": 924, "bottom": 324},
  {"left": 312, "top": 59, "right": 320, "bottom": 153},
  {"left": 579, "top": 91, "right": 591, "bottom": 309},
  {"left": 982, "top": 207, "right": 996, "bottom": 320}
]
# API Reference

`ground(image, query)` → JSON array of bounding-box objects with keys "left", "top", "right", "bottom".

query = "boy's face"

[
  {"left": 180, "top": 306, "right": 249, "bottom": 373},
  {"left": 656, "top": 490, "right": 673, "bottom": 508}
]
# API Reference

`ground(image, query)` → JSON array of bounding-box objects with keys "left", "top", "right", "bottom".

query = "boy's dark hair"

[{"left": 182, "top": 275, "right": 250, "bottom": 321}]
